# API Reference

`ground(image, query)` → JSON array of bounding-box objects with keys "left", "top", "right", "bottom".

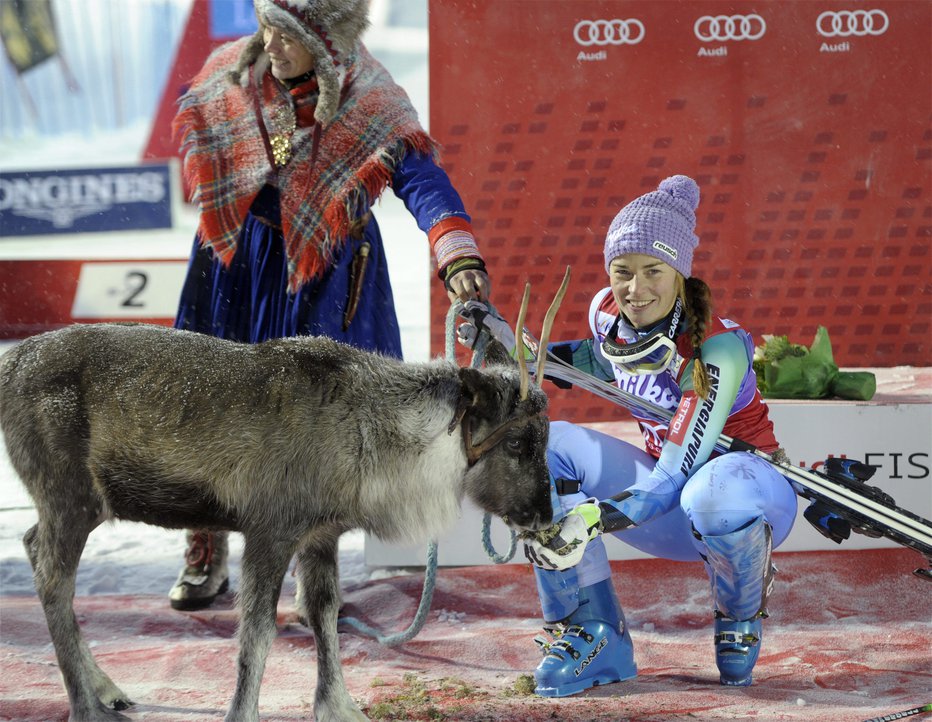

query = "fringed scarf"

[{"left": 174, "top": 37, "right": 437, "bottom": 292}]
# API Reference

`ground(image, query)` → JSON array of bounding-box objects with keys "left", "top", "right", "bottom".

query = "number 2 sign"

[{"left": 71, "top": 262, "right": 188, "bottom": 319}]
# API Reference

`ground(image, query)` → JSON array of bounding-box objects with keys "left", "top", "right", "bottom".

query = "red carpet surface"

[{"left": 1, "top": 548, "right": 929, "bottom": 722}]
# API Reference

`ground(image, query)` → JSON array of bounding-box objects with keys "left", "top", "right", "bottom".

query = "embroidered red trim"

[{"left": 428, "top": 216, "right": 474, "bottom": 249}]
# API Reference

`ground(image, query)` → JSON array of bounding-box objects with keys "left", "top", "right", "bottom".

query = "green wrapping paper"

[
  {"left": 752, "top": 326, "right": 876, "bottom": 401},
  {"left": 829, "top": 371, "right": 877, "bottom": 401}
]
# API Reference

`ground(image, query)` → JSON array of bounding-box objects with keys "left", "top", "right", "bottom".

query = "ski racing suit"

[{"left": 531, "top": 287, "right": 798, "bottom": 693}]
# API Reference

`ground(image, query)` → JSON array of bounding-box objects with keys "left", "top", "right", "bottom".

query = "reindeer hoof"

[
  {"left": 316, "top": 694, "right": 369, "bottom": 721},
  {"left": 111, "top": 697, "right": 133, "bottom": 711},
  {"left": 95, "top": 677, "right": 133, "bottom": 712}
]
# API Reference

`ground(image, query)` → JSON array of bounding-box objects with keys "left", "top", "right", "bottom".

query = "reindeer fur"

[{"left": 0, "top": 323, "right": 552, "bottom": 722}]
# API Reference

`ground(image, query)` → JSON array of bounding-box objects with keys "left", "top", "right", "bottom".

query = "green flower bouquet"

[{"left": 752, "top": 326, "right": 876, "bottom": 401}]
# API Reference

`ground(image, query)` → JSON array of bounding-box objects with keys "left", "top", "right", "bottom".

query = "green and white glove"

[
  {"left": 523, "top": 502, "right": 603, "bottom": 571},
  {"left": 456, "top": 300, "right": 517, "bottom": 354}
]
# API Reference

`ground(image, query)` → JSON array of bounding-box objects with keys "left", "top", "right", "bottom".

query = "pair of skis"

[{"left": 534, "top": 349, "right": 932, "bottom": 580}]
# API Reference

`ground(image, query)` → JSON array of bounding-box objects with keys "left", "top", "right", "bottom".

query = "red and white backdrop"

[{"left": 427, "top": 0, "right": 931, "bottom": 424}]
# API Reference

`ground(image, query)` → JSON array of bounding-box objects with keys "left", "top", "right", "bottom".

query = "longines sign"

[{"left": 0, "top": 164, "right": 173, "bottom": 237}]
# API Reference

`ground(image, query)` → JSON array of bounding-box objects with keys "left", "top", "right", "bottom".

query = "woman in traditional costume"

[{"left": 169, "top": 0, "right": 489, "bottom": 610}]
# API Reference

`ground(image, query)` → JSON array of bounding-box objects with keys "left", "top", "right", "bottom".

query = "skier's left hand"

[{"left": 524, "top": 502, "right": 603, "bottom": 571}]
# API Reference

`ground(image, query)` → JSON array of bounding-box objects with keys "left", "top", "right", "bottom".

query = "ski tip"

[{"left": 913, "top": 567, "right": 932, "bottom": 583}]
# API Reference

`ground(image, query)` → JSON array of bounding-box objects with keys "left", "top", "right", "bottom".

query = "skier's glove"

[
  {"left": 456, "top": 300, "right": 517, "bottom": 354},
  {"left": 523, "top": 502, "right": 603, "bottom": 571}
]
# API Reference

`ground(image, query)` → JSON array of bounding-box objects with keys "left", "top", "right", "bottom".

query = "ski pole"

[{"left": 862, "top": 703, "right": 932, "bottom": 722}]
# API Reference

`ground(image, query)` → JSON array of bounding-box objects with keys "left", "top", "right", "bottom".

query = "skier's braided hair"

[{"left": 679, "top": 275, "right": 713, "bottom": 399}]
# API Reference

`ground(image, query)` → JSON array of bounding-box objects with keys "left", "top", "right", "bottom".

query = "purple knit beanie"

[{"left": 603, "top": 175, "right": 700, "bottom": 278}]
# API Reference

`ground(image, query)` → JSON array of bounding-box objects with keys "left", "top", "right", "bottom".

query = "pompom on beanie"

[{"left": 603, "top": 175, "right": 701, "bottom": 278}]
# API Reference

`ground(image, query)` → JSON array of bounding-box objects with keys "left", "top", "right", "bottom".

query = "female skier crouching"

[{"left": 461, "top": 174, "right": 799, "bottom": 694}]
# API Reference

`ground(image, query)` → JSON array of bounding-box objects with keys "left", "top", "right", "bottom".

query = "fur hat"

[
  {"left": 603, "top": 175, "right": 701, "bottom": 278},
  {"left": 234, "top": 0, "right": 369, "bottom": 125}
]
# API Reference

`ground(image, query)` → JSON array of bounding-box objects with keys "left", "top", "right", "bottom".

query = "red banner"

[{"left": 428, "top": 0, "right": 931, "bottom": 422}]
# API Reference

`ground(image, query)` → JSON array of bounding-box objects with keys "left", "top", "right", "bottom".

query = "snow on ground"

[{"left": 2, "top": 543, "right": 929, "bottom": 722}]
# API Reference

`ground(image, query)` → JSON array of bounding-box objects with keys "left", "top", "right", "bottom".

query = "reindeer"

[{"left": 0, "top": 275, "right": 569, "bottom": 722}]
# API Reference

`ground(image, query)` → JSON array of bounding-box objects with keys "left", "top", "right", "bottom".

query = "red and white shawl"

[{"left": 174, "top": 37, "right": 436, "bottom": 292}]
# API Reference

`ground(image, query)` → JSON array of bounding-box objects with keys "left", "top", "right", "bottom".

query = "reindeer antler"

[
  {"left": 460, "top": 271, "right": 569, "bottom": 465},
  {"left": 515, "top": 282, "right": 531, "bottom": 400},
  {"left": 536, "top": 266, "right": 571, "bottom": 385},
  {"left": 513, "top": 267, "right": 570, "bottom": 399}
]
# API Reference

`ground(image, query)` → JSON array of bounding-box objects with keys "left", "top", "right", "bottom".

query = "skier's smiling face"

[
  {"left": 262, "top": 25, "right": 315, "bottom": 81},
  {"left": 608, "top": 254, "right": 680, "bottom": 329}
]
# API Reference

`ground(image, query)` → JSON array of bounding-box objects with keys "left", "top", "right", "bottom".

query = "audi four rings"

[
  {"left": 574, "top": 9, "right": 890, "bottom": 47},
  {"left": 573, "top": 19, "right": 645, "bottom": 46},
  {"left": 816, "top": 10, "right": 889, "bottom": 37},
  {"left": 694, "top": 15, "right": 766, "bottom": 42}
]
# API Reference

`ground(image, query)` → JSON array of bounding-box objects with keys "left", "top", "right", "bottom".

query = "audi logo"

[
  {"left": 694, "top": 14, "right": 767, "bottom": 42},
  {"left": 816, "top": 9, "right": 889, "bottom": 37},
  {"left": 574, "top": 19, "right": 645, "bottom": 46}
]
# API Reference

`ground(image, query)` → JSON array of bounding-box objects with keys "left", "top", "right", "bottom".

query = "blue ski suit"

[{"left": 539, "top": 287, "right": 798, "bottom": 617}]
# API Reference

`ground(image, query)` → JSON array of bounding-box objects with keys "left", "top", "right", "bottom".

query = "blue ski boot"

[
  {"left": 714, "top": 615, "right": 763, "bottom": 687},
  {"left": 697, "top": 515, "right": 774, "bottom": 687},
  {"left": 533, "top": 574, "right": 637, "bottom": 697}
]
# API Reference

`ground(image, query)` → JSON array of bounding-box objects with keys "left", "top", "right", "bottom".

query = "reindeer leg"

[
  {"left": 224, "top": 534, "right": 292, "bottom": 722},
  {"left": 27, "top": 500, "right": 131, "bottom": 721},
  {"left": 297, "top": 532, "right": 367, "bottom": 722}
]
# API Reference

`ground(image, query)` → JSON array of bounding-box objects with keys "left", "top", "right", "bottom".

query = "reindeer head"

[
  {"left": 455, "top": 366, "right": 549, "bottom": 531},
  {"left": 453, "top": 268, "right": 571, "bottom": 532}
]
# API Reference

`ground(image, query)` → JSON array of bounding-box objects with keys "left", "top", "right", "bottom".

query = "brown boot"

[{"left": 168, "top": 530, "right": 230, "bottom": 611}]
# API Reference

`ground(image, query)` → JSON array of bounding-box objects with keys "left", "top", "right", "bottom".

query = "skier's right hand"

[{"left": 524, "top": 502, "right": 603, "bottom": 571}]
